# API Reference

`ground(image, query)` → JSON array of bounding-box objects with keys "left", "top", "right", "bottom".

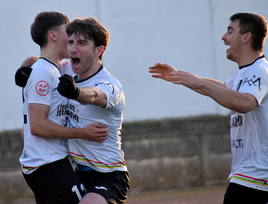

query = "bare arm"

[
  {"left": 149, "top": 63, "right": 257, "bottom": 113},
  {"left": 191, "top": 78, "right": 225, "bottom": 96},
  {"left": 57, "top": 74, "right": 107, "bottom": 107},
  {"left": 169, "top": 70, "right": 257, "bottom": 113},
  {"left": 149, "top": 63, "right": 225, "bottom": 96},
  {"left": 76, "top": 86, "right": 107, "bottom": 107},
  {"left": 29, "top": 103, "right": 108, "bottom": 142},
  {"left": 21, "top": 56, "right": 39, "bottom": 67}
]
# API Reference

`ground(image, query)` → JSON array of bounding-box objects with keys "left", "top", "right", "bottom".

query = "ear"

[
  {"left": 47, "top": 30, "right": 58, "bottom": 42},
  {"left": 242, "top": 32, "right": 252, "bottom": 45},
  {"left": 96, "top": 45, "right": 105, "bottom": 57}
]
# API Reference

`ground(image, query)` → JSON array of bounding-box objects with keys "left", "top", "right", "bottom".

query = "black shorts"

[
  {"left": 76, "top": 167, "right": 130, "bottom": 204},
  {"left": 23, "top": 157, "right": 86, "bottom": 204},
  {"left": 224, "top": 182, "right": 268, "bottom": 204}
]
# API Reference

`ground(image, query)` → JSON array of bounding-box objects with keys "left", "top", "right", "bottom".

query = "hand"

[
  {"left": 57, "top": 74, "right": 80, "bottom": 99},
  {"left": 15, "top": 66, "right": 32, "bottom": 87},
  {"left": 149, "top": 63, "right": 177, "bottom": 82},
  {"left": 83, "top": 123, "right": 108, "bottom": 143}
]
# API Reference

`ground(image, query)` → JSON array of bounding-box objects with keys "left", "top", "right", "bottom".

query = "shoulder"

[
  {"left": 60, "top": 59, "right": 75, "bottom": 76},
  {"left": 100, "top": 68, "right": 122, "bottom": 86}
]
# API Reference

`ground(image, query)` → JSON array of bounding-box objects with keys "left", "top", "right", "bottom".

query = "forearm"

[
  {"left": 29, "top": 103, "right": 87, "bottom": 139},
  {"left": 30, "top": 118, "right": 86, "bottom": 139},
  {"left": 76, "top": 86, "right": 107, "bottom": 106},
  {"left": 191, "top": 78, "right": 224, "bottom": 96},
  {"left": 198, "top": 80, "right": 257, "bottom": 113}
]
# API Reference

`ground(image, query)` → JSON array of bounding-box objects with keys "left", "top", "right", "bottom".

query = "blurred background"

[
  {"left": 1, "top": 0, "right": 268, "bottom": 131},
  {"left": 1, "top": 1, "right": 268, "bottom": 203}
]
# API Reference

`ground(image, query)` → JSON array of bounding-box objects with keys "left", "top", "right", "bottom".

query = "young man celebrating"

[
  {"left": 149, "top": 13, "right": 268, "bottom": 204},
  {"left": 56, "top": 17, "right": 130, "bottom": 204},
  {"left": 20, "top": 12, "right": 108, "bottom": 203}
]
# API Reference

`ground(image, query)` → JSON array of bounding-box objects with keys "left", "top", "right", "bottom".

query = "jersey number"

[{"left": 72, "top": 184, "right": 86, "bottom": 200}]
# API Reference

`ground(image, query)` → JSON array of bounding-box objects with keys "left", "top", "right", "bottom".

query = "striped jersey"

[{"left": 67, "top": 67, "right": 127, "bottom": 173}]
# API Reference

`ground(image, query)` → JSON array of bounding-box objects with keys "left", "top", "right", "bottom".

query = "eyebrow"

[{"left": 77, "top": 39, "right": 88, "bottom": 44}]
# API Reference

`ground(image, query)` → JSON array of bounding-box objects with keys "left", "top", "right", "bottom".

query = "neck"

[
  {"left": 78, "top": 61, "right": 102, "bottom": 80},
  {"left": 236, "top": 49, "right": 263, "bottom": 67},
  {"left": 40, "top": 44, "right": 62, "bottom": 67}
]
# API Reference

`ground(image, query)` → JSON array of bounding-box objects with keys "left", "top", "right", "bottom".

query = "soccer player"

[
  {"left": 56, "top": 17, "right": 130, "bottom": 204},
  {"left": 20, "top": 11, "right": 108, "bottom": 203},
  {"left": 149, "top": 13, "right": 268, "bottom": 204}
]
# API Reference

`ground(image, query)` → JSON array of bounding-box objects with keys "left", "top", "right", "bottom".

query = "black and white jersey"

[
  {"left": 226, "top": 56, "right": 268, "bottom": 191},
  {"left": 67, "top": 67, "right": 128, "bottom": 173},
  {"left": 20, "top": 58, "right": 69, "bottom": 174}
]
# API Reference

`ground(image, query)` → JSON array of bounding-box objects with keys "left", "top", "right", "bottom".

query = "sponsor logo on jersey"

[
  {"left": 231, "top": 138, "right": 244, "bottom": 149},
  {"left": 243, "top": 75, "right": 261, "bottom": 91},
  {"left": 35, "top": 80, "right": 49, "bottom": 96}
]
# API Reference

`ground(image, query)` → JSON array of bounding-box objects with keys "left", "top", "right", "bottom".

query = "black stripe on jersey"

[
  {"left": 39, "top": 57, "right": 60, "bottom": 69},
  {"left": 236, "top": 80, "right": 243, "bottom": 91},
  {"left": 24, "top": 114, "right": 27, "bottom": 124},
  {"left": 94, "top": 82, "right": 114, "bottom": 94},
  {"left": 74, "top": 64, "right": 103, "bottom": 83},
  {"left": 239, "top": 55, "right": 265, "bottom": 69}
]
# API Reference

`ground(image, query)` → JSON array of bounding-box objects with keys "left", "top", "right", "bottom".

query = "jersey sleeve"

[
  {"left": 94, "top": 80, "right": 119, "bottom": 108},
  {"left": 60, "top": 59, "right": 75, "bottom": 77},
  {"left": 224, "top": 75, "right": 235, "bottom": 89},
  {"left": 26, "top": 69, "right": 53, "bottom": 106},
  {"left": 238, "top": 68, "right": 268, "bottom": 105}
]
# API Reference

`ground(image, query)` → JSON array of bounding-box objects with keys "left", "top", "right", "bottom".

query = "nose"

[
  {"left": 68, "top": 43, "right": 78, "bottom": 54},
  {"left": 221, "top": 33, "right": 226, "bottom": 41}
]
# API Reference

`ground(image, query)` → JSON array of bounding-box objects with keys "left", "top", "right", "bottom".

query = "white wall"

[{"left": 1, "top": 0, "right": 268, "bottom": 130}]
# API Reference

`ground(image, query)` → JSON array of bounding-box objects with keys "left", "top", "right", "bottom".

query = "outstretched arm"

[
  {"left": 149, "top": 63, "right": 225, "bottom": 95},
  {"left": 149, "top": 63, "right": 257, "bottom": 113},
  {"left": 149, "top": 63, "right": 177, "bottom": 82},
  {"left": 169, "top": 70, "right": 257, "bottom": 113}
]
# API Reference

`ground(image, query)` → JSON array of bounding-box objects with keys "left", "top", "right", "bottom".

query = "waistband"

[{"left": 76, "top": 163, "right": 94, "bottom": 172}]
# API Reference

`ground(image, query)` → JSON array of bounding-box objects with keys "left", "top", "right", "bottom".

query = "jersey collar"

[
  {"left": 74, "top": 64, "right": 104, "bottom": 83},
  {"left": 39, "top": 57, "right": 60, "bottom": 69},
  {"left": 239, "top": 55, "right": 265, "bottom": 69}
]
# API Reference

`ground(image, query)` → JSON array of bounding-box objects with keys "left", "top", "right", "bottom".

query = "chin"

[{"left": 72, "top": 69, "right": 79, "bottom": 74}]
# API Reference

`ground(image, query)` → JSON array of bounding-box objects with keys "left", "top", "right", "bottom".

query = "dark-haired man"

[
  {"left": 149, "top": 13, "right": 268, "bottom": 204},
  {"left": 57, "top": 17, "right": 130, "bottom": 204},
  {"left": 20, "top": 11, "right": 108, "bottom": 204}
]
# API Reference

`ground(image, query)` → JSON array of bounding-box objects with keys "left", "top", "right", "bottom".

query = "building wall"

[
  {"left": 1, "top": 0, "right": 268, "bottom": 130},
  {"left": 0, "top": 115, "right": 231, "bottom": 199}
]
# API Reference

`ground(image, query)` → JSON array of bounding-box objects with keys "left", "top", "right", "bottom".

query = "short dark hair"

[
  {"left": 31, "top": 11, "right": 69, "bottom": 48},
  {"left": 66, "top": 17, "right": 110, "bottom": 48},
  {"left": 230, "top": 13, "right": 268, "bottom": 51}
]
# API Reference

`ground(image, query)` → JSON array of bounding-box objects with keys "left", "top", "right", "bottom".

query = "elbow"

[
  {"left": 232, "top": 101, "right": 257, "bottom": 113},
  {"left": 230, "top": 94, "right": 258, "bottom": 113},
  {"left": 30, "top": 123, "right": 43, "bottom": 136}
]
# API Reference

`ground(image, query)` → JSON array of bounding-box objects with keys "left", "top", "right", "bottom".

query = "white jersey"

[
  {"left": 20, "top": 58, "right": 69, "bottom": 174},
  {"left": 67, "top": 67, "right": 128, "bottom": 173},
  {"left": 60, "top": 59, "right": 75, "bottom": 77},
  {"left": 225, "top": 56, "right": 268, "bottom": 191}
]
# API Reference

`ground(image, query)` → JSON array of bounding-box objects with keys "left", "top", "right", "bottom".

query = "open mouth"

[{"left": 71, "top": 57, "right": 80, "bottom": 65}]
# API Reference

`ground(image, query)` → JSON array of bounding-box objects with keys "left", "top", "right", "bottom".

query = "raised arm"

[
  {"left": 169, "top": 70, "right": 257, "bottom": 113},
  {"left": 149, "top": 63, "right": 257, "bottom": 113},
  {"left": 149, "top": 63, "right": 225, "bottom": 96},
  {"left": 57, "top": 74, "right": 107, "bottom": 106},
  {"left": 149, "top": 63, "right": 177, "bottom": 82}
]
